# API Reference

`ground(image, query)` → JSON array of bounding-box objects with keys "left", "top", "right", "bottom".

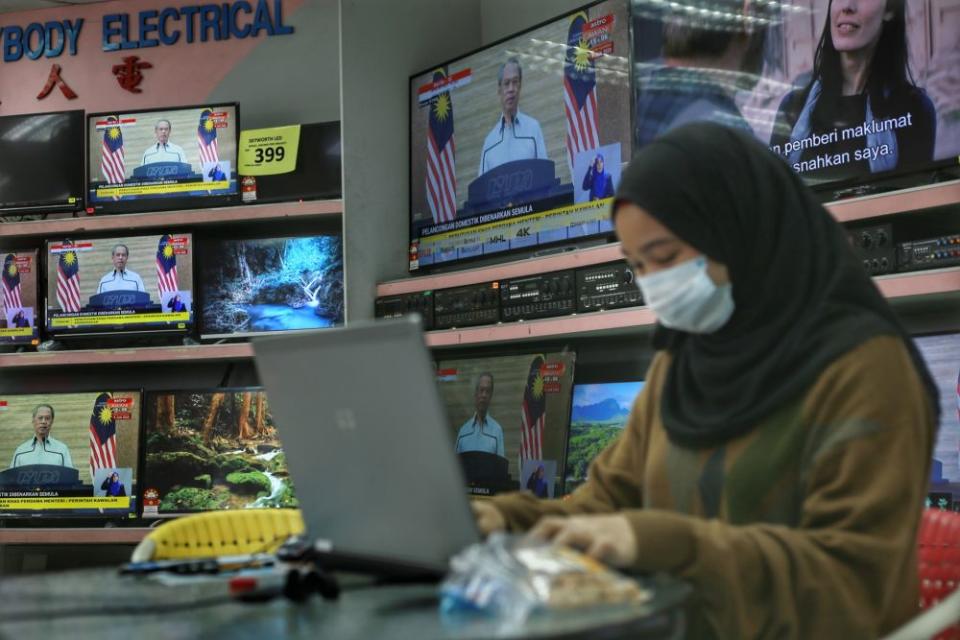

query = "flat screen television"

[
  {"left": 913, "top": 333, "right": 960, "bottom": 511},
  {"left": 199, "top": 233, "right": 344, "bottom": 339},
  {"left": 140, "top": 388, "right": 296, "bottom": 517},
  {"left": 0, "top": 390, "right": 142, "bottom": 519},
  {"left": 435, "top": 351, "right": 576, "bottom": 497},
  {"left": 252, "top": 121, "right": 342, "bottom": 203},
  {"left": 0, "top": 249, "right": 40, "bottom": 346},
  {"left": 564, "top": 380, "right": 643, "bottom": 494},
  {"left": 45, "top": 232, "right": 195, "bottom": 338},
  {"left": 630, "top": 0, "right": 960, "bottom": 193},
  {"left": 409, "top": 0, "right": 631, "bottom": 271},
  {"left": 0, "top": 110, "right": 84, "bottom": 214},
  {"left": 86, "top": 103, "right": 240, "bottom": 214}
]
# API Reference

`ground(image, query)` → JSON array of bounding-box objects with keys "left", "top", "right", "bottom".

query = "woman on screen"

[
  {"left": 525, "top": 464, "right": 549, "bottom": 498},
  {"left": 101, "top": 471, "right": 126, "bottom": 497},
  {"left": 472, "top": 123, "right": 937, "bottom": 638},
  {"left": 770, "top": 0, "right": 936, "bottom": 182}
]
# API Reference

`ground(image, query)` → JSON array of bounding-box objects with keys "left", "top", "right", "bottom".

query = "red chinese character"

[
  {"left": 112, "top": 56, "right": 153, "bottom": 94},
  {"left": 36, "top": 64, "right": 78, "bottom": 100}
]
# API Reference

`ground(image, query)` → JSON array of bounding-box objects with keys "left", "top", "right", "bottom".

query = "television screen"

[
  {"left": 141, "top": 389, "right": 296, "bottom": 517},
  {"left": 199, "top": 234, "right": 344, "bottom": 338},
  {"left": 0, "top": 249, "right": 40, "bottom": 346},
  {"left": 45, "top": 232, "right": 194, "bottom": 338},
  {"left": 252, "top": 121, "right": 342, "bottom": 203},
  {"left": 0, "top": 391, "right": 141, "bottom": 518},
  {"left": 435, "top": 351, "right": 576, "bottom": 496},
  {"left": 914, "top": 333, "right": 960, "bottom": 511},
  {"left": 86, "top": 104, "right": 240, "bottom": 214},
  {"left": 409, "top": 0, "right": 631, "bottom": 270},
  {"left": 631, "top": 0, "right": 960, "bottom": 189},
  {"left": 0, "top": 110, "right": 84, "bottom": 215},
  {"left": 564, "top": 381, "right": 643, "bottom": 494}
]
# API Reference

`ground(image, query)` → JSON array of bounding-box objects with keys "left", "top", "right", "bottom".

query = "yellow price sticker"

[{"left": 238, "top": 125, "right": 301, "bottom": 176}]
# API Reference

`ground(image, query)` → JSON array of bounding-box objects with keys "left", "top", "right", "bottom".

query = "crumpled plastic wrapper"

[{"left": 439, "top": 533, "right": 651, "bottom": 631}]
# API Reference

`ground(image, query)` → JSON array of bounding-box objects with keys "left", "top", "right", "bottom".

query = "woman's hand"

[
  {"left": 471, "top": 500, "right": 507, "bottom": 536},
  {"left": 529, "top": 514, "right": 638, "bottom": 568}
]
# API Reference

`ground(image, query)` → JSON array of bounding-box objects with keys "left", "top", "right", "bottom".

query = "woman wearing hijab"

[
  {"left": 472, "top": 122, "right": 937, "bottom": 638},
  {"left": 525, "top": 464, "right": 549, "bottom": 498},
  {"left": 101, "top": 471, "right": 126, "bottom": 497},
  {"left": 582, "top": 154, "right": 615, "bottom": 201},
  {"left": 770, "top": 0, "right": 936, "bottom": 183}
]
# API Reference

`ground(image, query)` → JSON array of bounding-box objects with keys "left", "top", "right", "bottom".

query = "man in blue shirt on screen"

[
  {"left": 455, "top": 372, "right": 505, "bottom": 457},
  {"left": 141, "top": 119, "right": 187, "bottom": 166},
  {"left": 478, "top": 58, "right": 548, "bottom": 176},
  {"left": 9, "top": 404, "right": 75, "bottom": 469},
  {"left": 97, "top": 244, "right": 146, "bottom": 294}
]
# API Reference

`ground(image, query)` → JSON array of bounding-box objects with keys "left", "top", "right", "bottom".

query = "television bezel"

[
  {"left": 140, "top": 386, "right": 284, "bottom": 518},
  {"left": 43, "top": 231, "right": 197, "bottom": 339},
  {"left": 197, "top": 230, "right": 344, "bottom": 340},
  {"left": 84, "top": 102, "right": 242, "bottom": 215},
  {"left": 407, "top": 0, "right": 631, "bottom": 273},
  {"left": 0, "top": 109, "right": 86, "bottom": 215},
  {"left": 0, "top": 388, "right": 144, "bottom": 521}
]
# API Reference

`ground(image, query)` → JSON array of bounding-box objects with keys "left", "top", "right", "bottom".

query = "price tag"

[{"left": 238, "top": 125, "right": 301, "bottom": 176}]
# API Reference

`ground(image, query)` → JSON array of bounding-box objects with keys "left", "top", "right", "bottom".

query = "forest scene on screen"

[
  {"left": 202, "top": 236, "right": 343, "bottom": 335},
  {"left": 144, "top": 391, "right": 295, "bottom": 513},
  {"left": 564, "top": 382, "right": 643, "bottom": 494}
]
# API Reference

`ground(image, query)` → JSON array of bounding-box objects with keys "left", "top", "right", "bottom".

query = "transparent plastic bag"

[{"left": 439, "top": 533, "right": 651, "bottom": 631}]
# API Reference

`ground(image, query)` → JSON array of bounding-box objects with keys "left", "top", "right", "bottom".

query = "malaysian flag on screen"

[
  {"left": 198, "top": 109, "right": 219, "bottom": 165},
  {"left": 89, "top": 392, "right": 118, "bottom": 478},
  {"left": 426, "top": 68, "right": 457, "bottom": 224},
  {"left": 563, "top": 12, "right": 600, "bottom": 171},
  {"left": 100, "top": 116, "right": 125, "bottom": 185},
  {"left": 2, "top": 254, "right": 22, "bottom": 310},
  {"left": 156, "top": 235, "right": 178, "bottom": 297},
  {"left": 56, "top": 244, "right": 81, "bottom": 313},
  {"left": 519, "top": 355, "right": 547, "bottom": 463}
]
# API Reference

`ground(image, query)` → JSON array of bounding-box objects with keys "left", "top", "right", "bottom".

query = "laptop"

[{"left": 252, "top": 315, "right": 480, "bottom": 578}]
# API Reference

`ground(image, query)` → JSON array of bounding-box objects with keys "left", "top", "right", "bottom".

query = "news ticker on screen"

[
  {"left": 0, "top": 328, "right": 34, "bottom": 337},
  {"left": 412, "top": 198, "right": 614, "bottom": 268},
  {"left": 0, "top": 496, "right": 130, "bottom": 510},
  {"left": 95, "top": 180, "right": 231, "bottom": 198},
  {"left": 49, "top": 311, "right": 190, "bottom": 327}
]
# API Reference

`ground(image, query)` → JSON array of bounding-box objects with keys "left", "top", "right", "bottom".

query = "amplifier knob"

[
  {"left": 860, "top": 233, "right": 873, "bottom": 249},
  {"left": 622, "top": 270, "right": 634, "bottom": 284},
  {"left": 876, "top": 230, "right": 887, "bottom": 246}
]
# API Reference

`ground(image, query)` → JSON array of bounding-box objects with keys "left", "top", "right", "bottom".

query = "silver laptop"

[{"left": 252, "top": 315, "right": 480, "bottom": 577}]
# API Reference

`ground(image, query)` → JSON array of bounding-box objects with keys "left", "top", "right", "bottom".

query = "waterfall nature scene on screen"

[
  {"left": 142, "top": 390, "right": 296, "bottom": 515},
  {"left": 200, "top": 235, "right": 343, "bottom": 338}
]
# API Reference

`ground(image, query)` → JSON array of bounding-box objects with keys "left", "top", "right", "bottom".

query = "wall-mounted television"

[
  {"left": 0, "top": 110, "right": 84, "bottom": 215},
  {"left": 0, "top": 249, "right": 40, "bottom": 346},
  {"left": 45, "top": 232, "right": 194, "bottom": 338},
  {"left": 86, "top": 103, "right": 240, "bottom": 214},
  {"left": 409, "top": 0, "right": 631, "bottom": 271},
  {"left": 564, "top": 380, "right": 643, "bottom": 494},
  {"left": 199, "top": 234, "right": 343, "bottom": 339},
  {"left": 140, "top": 388, "right": 296, "bottom": 517},
  {"left": 630, "top": 0, "right": 960, "bottom": 193},
  {"left": 0, "top": 390, "right": 142, "bottom": 519},
  {"left": 435, "top": 351, "right": 577, "bottom": 497},
  {"left": 913, "top": 333, "right": 960, "bottom": 511}
]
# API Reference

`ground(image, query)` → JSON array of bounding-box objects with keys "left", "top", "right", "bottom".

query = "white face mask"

[{"left": 635, "top": 255, "right": 735, "bottom": 334}]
